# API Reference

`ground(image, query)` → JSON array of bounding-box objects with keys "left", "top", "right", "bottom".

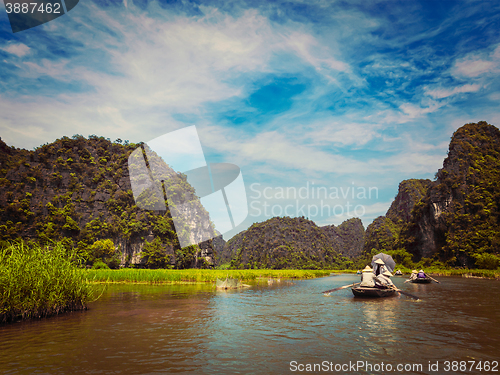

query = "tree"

[{"left": 141, "top": 238, "right": 172, "bottom": 269}]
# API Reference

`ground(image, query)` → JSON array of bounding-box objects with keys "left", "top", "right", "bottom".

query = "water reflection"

[{"left": 0, "top": 277, "right": 499, "bottom": 374}]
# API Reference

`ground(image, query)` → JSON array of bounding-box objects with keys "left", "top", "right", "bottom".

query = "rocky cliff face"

[
  {"left": 399, "top": 122, "right": 500, "bottom": 266},
  {"left": 221, "top": 216, "right": 363, "bottom": 269},
  {"left": 363, "top": 122, "right": 500, "bottom": 268},
  {"left": 362, "top": 179, "right": 431, "bottom": 255},
  {"left": 0, "top": 135, "right": 220, "bottom": 268}
]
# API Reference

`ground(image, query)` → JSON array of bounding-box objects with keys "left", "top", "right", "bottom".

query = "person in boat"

[
  {"left": 395, "top": 269, "right": 402, "bottom": 275},
  {"left": 359, "top": 265, "right": 376, "bottom": 287},
  {"left": 373, "top": 259, "right": 387, "bottom": 276},
  {"left": 404, "top": 270, "right": 418, "bottom": 283},
  {"left": 375, "top": 270, "right": 394, "bottom": 288},
  {"left": 417, "top": 269, "right": 427, "bottom": 279}
]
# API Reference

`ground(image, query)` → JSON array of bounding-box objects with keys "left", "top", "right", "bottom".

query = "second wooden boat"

[
  {"left": 411, "top": 277, "right": 432, "bottom": 284},
  {"left": 351, "top": 286, "right": 397, "bottom": 298}
]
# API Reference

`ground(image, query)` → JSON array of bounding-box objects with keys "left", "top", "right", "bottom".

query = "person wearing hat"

[
  {"left": 406, "top": 270, "right": 418, "bottom": 283},
  {"left": 375, "top": 270, "right": 394, "bottom": 288},
  {"left": 373, "top": 258, "right": 387, "bottom": 276},
  {"left": 360, "top": 265, "right": 376, "bottom": 287},
  {"left": 417, "top": 269, "right": 427, "bottom": 279}
]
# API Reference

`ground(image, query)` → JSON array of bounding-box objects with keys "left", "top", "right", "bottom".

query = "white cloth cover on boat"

[
  {"left": 375, "top": 274, "right": 394, "bottom": 287},
  {"left": 360, "top": 272, "right": 376, "bottom": 287}
]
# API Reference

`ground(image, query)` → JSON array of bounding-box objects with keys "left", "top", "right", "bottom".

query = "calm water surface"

[{"left": 1, "top": 275, "right": 499, "bottom": 374}]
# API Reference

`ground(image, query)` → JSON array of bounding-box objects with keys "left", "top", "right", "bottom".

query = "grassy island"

[
  {"left": 84, "top": 268, "right": 333, "bottom": 284},
  {"left": 0, "top": 242, "right": 95, "bottom": 324}
]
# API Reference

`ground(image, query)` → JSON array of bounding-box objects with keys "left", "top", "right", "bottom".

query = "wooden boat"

[
  {"left": 411, "top": 277, "right": 432, "bottom": 284},
  {"left": 351, "top": 286, "right": 397, "bottom": 298}
]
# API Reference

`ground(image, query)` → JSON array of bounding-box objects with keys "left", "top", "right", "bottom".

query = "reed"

[
  {"left": 426, "top": 268, "right": 500, "bottom": 279},
  {"left": 84, "top": 268, "right": 333, "bottom": 284},
  {"left": 0, "top": 241, "right": 95, "bottom": 324}
]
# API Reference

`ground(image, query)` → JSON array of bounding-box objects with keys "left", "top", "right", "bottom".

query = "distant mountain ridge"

[
  {"left": 2, "top": 121, "right": 498, "bottom": 270},
  {"left": 223, "top": 122, "right": 500, "bottom": 270},
  {"left": 221, "top": 216, "right": 364, "bottom": 269}
]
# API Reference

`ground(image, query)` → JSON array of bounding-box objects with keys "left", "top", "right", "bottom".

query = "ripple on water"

[{"left": 0, "top": 277, "right": 499, "bottom": 374}]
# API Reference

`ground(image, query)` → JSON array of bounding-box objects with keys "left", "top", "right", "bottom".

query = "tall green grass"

[
  {"left": 0, "top": 241, "right": 95, "bottom": 324},
  {"left": 425, "top": 268, "right": 500, "bottom": 279},
  {"left": 84, "top": 268, "right": 333, "bottom": 284}
]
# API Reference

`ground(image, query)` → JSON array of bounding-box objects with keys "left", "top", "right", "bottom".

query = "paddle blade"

[
  {"left": 321, "top": 282, "right": 360, "bottom": 294},
  {"left": 396, "top": 289, "right": 421, "bottom": 300},
  {"left": 430, "top": 277, "right": 440, "bottom": 284}
]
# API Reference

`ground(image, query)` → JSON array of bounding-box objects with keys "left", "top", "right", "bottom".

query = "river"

[{"left": 0, "top": 274, "right": 499, "bottom": 374}]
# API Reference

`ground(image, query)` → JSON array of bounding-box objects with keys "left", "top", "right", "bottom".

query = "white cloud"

[
  {"left": 22, "top": 59, "right": 71, "bottom": 79},
  {"left": 305, "top": 121, "right": 381, "bottom": 147},
  {"left": 1, "top": 43, "right": 30, "bottom": 57},
  {"left": 400, "top": 102, "right": 439, "bottom": 119},
  {"left": 198, "top": 122, "right": 446, "bottom": 184},
  {"left": 284, "top": 31, "right": 350, "bottom": 74},
  {"left": 453, "top": 59, "right": 496, "bottom": 78},
  {"left": 425, "top": 84, "right": 481, "bottom": 99},
  {"left": 489, "top": 92, "right": 500, "bottom": 101},
  {"left": 319, "top": 200, "right": 393, "bottom": 227},
  {"left": 0, "top": 3, "right": 354, "bottom": 150},
  {"left": 199, "top": 125, "right": 374, "bottom": 175},
  {"left": 453, "top": 45, "right": 500, "bottom": 78}
]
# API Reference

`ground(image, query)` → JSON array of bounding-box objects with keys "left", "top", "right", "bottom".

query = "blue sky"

[{"left": 1, "top": 0, "right": 500, "bottom": 239}]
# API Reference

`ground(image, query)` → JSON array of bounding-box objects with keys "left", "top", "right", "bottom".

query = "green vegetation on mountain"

[
  {"left": 361, "top": 122, "right": 500, "bottom": 270},
  {"left": 0, "top": 135, "right": 219, "bottom": 269},
  {"left": 222, "top": 216, "right": 359, "bottom": 269},
  {"left": 2, "top": 121, "right": 498, "bottom": 273},
  {"left": 401, "top": 122, "right": 500, "bottom": 267},
  {"left": 323, "top": 217, "right": 365, "bottom": 258}
]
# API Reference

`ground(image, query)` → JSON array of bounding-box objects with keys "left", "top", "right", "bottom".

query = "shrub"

[
  {"left": 92, "top": 260, "right": 110, "bottom": 269},
  {"left": 473, "top": 253, "right": 500, "bottom": 269}
]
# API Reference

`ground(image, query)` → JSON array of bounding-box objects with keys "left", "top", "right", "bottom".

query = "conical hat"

[
  {"left": 374, "top": 259, "right": 385, "bottom": 265},
  {"left": 411, "top": 270, "right": 417, "bottom": 273},
  {"left": 362, "top": 265, "right": 373, "bottom": 272},
  {"left": 382, "top": 271, "right": 393, "bottom": 277},
  {"left": 419, "top": 270, "right": 424, "bottom": 273}
]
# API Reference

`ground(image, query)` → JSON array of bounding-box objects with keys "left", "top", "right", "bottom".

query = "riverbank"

[
  {"left": 0, "top": 242, "right": 95, "bottom": 324},
  {"left": 391, "top": 267, "right": 500, "bottom": 280},
  {"left": 84, "top": 269, "right": 333, "bottom": 284},
  {"left": 428, "top": 268, "right": 500, "bottom": 279},
  {"left": 84, "top": 267, "right": 500, "bottom": 284}
]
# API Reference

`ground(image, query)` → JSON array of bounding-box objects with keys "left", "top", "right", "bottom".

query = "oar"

[
  {"left": 322, "top": 282, "right": 360, "bottom": 295},
  {"left": 393, "top": 287, "right": 420, "bottom": 300},
  {"left": 428, "top": 276, "right": 440, "bottom": 284}
]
